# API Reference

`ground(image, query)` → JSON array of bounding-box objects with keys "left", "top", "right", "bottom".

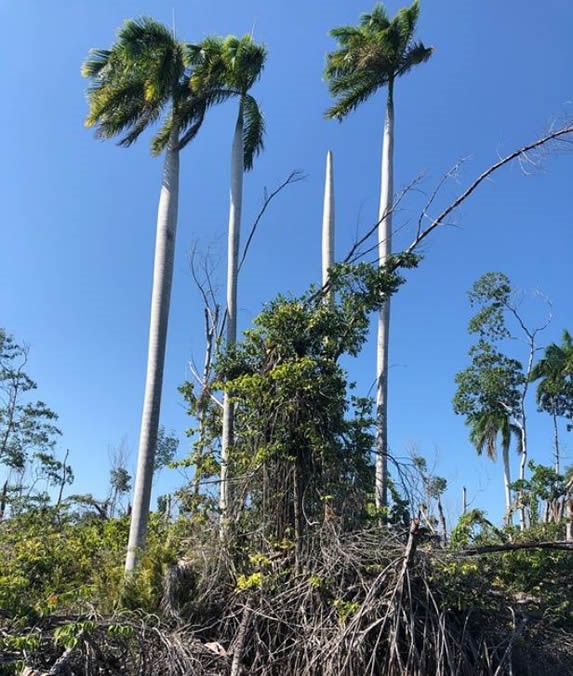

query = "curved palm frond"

[
  {"left": 468, "top": 409, "right": 520, "bottom": 462},
  {"left": 242, "top": 94, "right": 265, "bottom": 171},
  {"left": 396, "top": 41, "right": 433, "bottom": 79},
  {"left": 325, "top": 71, "right": 384, "bottom": 120}
]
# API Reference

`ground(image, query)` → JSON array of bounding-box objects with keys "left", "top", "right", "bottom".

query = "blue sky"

[{"left": 1, "top": 0, "right": 572, "bottom": 525}]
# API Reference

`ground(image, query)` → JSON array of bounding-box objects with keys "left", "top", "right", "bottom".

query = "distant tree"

[
  {"left": 82, "top": 18, "right": 230, "bottom": 572},
  {"left": 454, "top": 273, "right": 552, "bottom": 528},
  {"left": 0, "top": 329, "right": 63, "bottom": 518},
  {"left": 530, "top": 329, "right": 573, "bottom": 472},
  {"left": 106, "top": 437, "right": 132, "bottom": 518},
  {"left": 154, "top": 425, "right": 179, "bottom": 474},
  {"left": 325, "top": 1, "right": 432, "bottom": 509}
]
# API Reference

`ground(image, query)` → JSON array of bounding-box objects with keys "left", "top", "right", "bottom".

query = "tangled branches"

[{"left": 5, "top": 524, "right": 573, "bottom": 675}]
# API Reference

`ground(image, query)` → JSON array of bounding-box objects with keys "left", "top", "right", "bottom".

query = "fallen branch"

[{"left": 459, "top": 540, "right": 573, "bottom": 556}]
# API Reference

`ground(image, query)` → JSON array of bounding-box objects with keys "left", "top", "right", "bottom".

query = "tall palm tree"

[
  {"left": 325, "top": 2, "right": 432, "bottom": 509},
  {"left": 190, "top": 35, "right": 266, "bottom": 530},
  {"left": 82, "top": 18, "right": 225, "bottom": 571},
  {"left": 530, "top": 330, "right": 573, "bottom": 473},
  {"left": 468, "top": 410, "right": 521, "bottom": 523}
]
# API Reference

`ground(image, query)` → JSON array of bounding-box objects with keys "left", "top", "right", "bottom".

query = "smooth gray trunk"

[
  {"left": 125, "top": 130, "right": 180, "bottom": 573},
  {"left": 220, "top": 109, "right": 244, "bottom": 533},
  {"left": 502, "top": 443, "right": 513, "bottom": 526},
  {"left": 321, "top": 150, "right": 335, "bottom": 293},
  {"left": 375, "top": 80, "right": 394, "bottom": 510}
]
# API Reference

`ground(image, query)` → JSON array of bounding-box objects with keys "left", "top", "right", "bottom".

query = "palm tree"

[
  {"left": 325, "top": 2, "right": 432, "bottom": 509},
  {"left": 468, "top": 410, "right": 521, "bottom": 524},
  {"left": 82, "top": 18, "right": 225, "bottom": 572},
  {"left": 530, "top": 330, "right": 573, "bottom": 473},
  {"left": 190, "top": 35, "right": 266, "bottom": 530}
]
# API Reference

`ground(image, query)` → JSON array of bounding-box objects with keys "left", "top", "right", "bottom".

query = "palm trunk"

[
  {"left": 502, "top": 443, "right": 513, "bottom": 526},
  {"left": 220, "top": 105, "right": 244, "bottom": 536},
  {"left": 125, "top": 129, "right": 180, "bottom": 573},
  {"left": 321, "top": 150, "right": 335, "bottom": 294},
  {"left": 375, "top": 78, "right": 394, "bottom": 510}
]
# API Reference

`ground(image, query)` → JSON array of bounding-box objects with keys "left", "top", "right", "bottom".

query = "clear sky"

[{"left": 1, "top": 0, "right": 572, "bottom": 525}]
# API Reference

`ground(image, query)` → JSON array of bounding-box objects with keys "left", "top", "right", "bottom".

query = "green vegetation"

[{"left": 2, "top": 3, "right": 573, "bottom": 675}]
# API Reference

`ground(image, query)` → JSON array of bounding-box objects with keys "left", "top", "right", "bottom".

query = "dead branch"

[
  {"left": 406, "top": 123, "right": 573, "bottom": 255},
  {"left": 458, "top": 540, "right": 573, "bottom": 556}
]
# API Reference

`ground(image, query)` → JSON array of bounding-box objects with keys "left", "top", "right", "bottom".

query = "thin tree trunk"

[
  {"left": 552, "top": 411, "right": 560, "bottom": 474},
  {"left": 220, "top": 106, "right": 244, "bottom": 536},
  {"left": 462, "top": 486, "right": 468, "bottom": 514},
  {"left": 125, "top": 129, "right": 180, "bottom": 573},
  {"left": 517, "top": 422, "right": 527, "bottom": 530},
  {"left": 55, "top": 449, "right": 69, "bottom": 508},
  {"left": 375, "top": 79, "right": 394, "bottom": 510},
  {"left": 0, "top": 479, "right": 7, "bottom": 521},
  {"left": 502, "top": 443, "right": 513, "bottom": 526},
  {"left": 566, "top": 476, "right": 573, "bottom": 542},
  {"left": 321, "top": 150, "right": 335, "bottom": 293},
  {"left": 437, "top": 494, "right": 448, "bottom": 546}
]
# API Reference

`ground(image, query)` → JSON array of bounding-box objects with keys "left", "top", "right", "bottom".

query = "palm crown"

[
  {"left": 189, "top": 34, "right": 266, "bottom": 170},
  {"left": 325, "top": 1, "right": 432, "bottom": 120},
  {"left": 468, "top": 410, "right": 522, "bottom": 462},
  {"left": 82, "top": 17, "right": 221, "bottom": 155},
  {"left": 530, "top": 330, "right": 573, "bottom": 417}
]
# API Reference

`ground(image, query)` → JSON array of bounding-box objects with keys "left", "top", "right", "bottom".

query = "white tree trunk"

[
  {"left": 321, "top": 150, "right": 335, "bottom": 293},
  {"left": 552, "top": 411, "right": 560, "bottom": 474},
  {"left": 566, "top": 488, "right": 573, "bottom": 542},
  {"left": 375, "top": 80, "right": 394, "bottom": 510},
  {"left": 125, "top": 130, "right": 180, "bottom": 573},
  {"left": 518, "top": 421, "right": 527, "bottom": 530},
  {"left": 502, "top": 443, "right": 513, "bottom": 526},
  {"left": 220, "top": 109, "right": 244, "bottom": 534}
]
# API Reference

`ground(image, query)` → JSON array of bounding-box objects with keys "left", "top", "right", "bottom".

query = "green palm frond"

[
  {"left": 176, "top": 104, "right": 207, "bottom": 151},
  {"left": 394, "top": 0, "right": 420, "bottom": 43},
  {"left": 222, "top": 35, "right": 267, "bottom": 92},
  {"left": 325, "top": 1, "right": 430, "bottom": 119},
  {"left": 361, "top": 4, "right": 391, "bottom": 31},
  {"left": 192, "top": 34, "right": 266, "bottom": 95},
  {"left": 117, "top": 17, "right": 176, "bottom": 58},
  {"left": 242, "top": 94, "right": 265, "bottom": 171},
  {"left": 187, "top": 36, "right": 227, "bottom": 91},
  {"left": 325, "top": 71, "right": 383, "bottom": 120},
  {"left": 82, "top": 17, "right": 224, "bottom": 155},
  {"left": 81, "top": 49, "right": 112, "bottom": 78},
  {"left": 396, "top": 41, "right": 433, "bottom": 78}
]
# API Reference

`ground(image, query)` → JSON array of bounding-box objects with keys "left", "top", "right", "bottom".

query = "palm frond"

[
  {"left": 242, "top": 94, "right": 265, "bottom": 171},
  {"left": 177, "top": 104, "right": 207, "bottom": 151},
  {"left": 394, "top": 0, "right": 420, "bottom": 43},
  {"left": 325, "top": 71, "right": 383, "bottom": 120},
  {"left": 361, "top": 4, "right": 390, "bottom": 31},
  {"left": 81, "top": 49, "right": 112, "bottom": 78},
  {"left": 117, "top": 17, "right": 176, "bottom": 58},
  {"left": 396, "top": 41, "right": 433, "bottom": 78}
]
